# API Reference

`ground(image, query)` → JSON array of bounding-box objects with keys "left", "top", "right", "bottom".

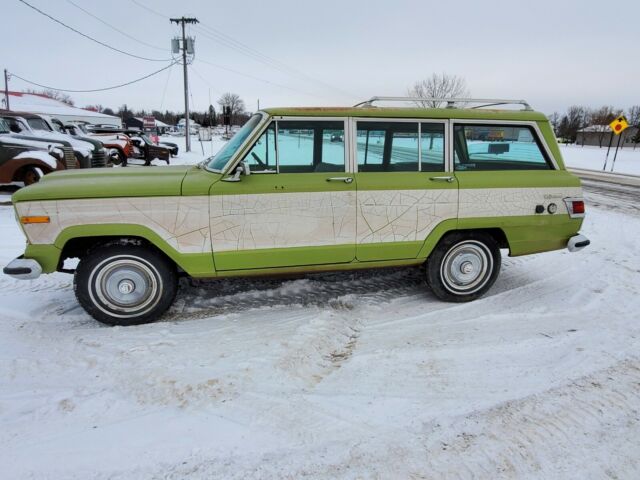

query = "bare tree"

[
  {"left": 408, "top": 73, "right": 470, "bottom": 108},
  {"left": 627, "top": 105, "right": 640, "bottom": 126},
  {"left": 548, "top": 112, "right": 560, "bottom": 135},
  {"left": 217, "top": 93, "right": 245, "bottom": 115},
  {"left": 587, "top": 106, "right": 619, "bottom": 147},
  {"left": 557, "top": 105, "right": 588, "bottom": 143},
  {"left": 24, "top": 88, "right": 74, "bottom": 106}
]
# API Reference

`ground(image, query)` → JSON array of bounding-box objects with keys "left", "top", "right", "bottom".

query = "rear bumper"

[
  {"left": 3, "top": 256, "right": 42, "bottom": 280},
  {"left": 567, "top": 234, "right": 590, "bottom": 252}
]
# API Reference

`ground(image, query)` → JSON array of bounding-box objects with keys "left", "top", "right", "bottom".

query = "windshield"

[
  {"left": 0, "top": 118, "right": 9, "bottom": 134},
  {"left": 27, "top": 118, "right": 52, "bottom": 132},
  {"left": 206, "top": 113, "right": 263, "bottom": 171}
]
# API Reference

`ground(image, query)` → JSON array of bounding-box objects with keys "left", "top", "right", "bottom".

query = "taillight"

[
  {"left": 572, "top": 200, "right": 585, "bottom": 215},
  {"left": 564, "top": 198, "right": 585, "bottom": 218}
]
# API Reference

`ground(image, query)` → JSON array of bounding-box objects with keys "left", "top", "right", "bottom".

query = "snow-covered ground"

[
  {"left": 1, "top": 146, "right": 640, "bottom": 477},
  {"left": 561, "top": 143, "right": 640, "bottom": 175}
]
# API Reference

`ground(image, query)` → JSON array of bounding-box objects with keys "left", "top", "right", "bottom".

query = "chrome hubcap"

[
  {"left": 118, "top": 279, "right": 135, "bottom": 295},
  {"left": 90, "top": 257, "right": 161, "bottom": 317},
  {"left": 441, "top": 241, "right": 493, "bottom": 294}
]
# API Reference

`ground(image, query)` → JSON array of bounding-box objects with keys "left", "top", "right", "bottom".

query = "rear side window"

[
  {"left": 454, "top": 124, "right": 552, "bottom": 171},
  {"left": 357, "top": 122, "right": 445, "bottom": 172}
]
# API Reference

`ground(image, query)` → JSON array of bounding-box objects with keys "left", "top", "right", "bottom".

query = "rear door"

[
  {"left": 211, "top": 118, "right": 357, "bottom": 271},
  {"left": 353, "top": 118, "right": 458, "bottom": 261}
]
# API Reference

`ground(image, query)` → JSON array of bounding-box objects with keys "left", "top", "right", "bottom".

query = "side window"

[
  {"left": 243, "top": 123, "right": 276, "bottom": 172},
  {"left": 357, "top": 122, "right": 419, "bottom": 172},
  {"left": 454, "top": 124, "right": 551, "bottom": 171},
  {"left": 277, "top": 121, "right": 345, "bottom": 173},
  {"left": 420, "top": 123, "right": 445, "bottom": 172}
]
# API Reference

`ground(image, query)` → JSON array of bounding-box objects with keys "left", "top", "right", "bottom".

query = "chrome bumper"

[
  {"left": 567, "top": 234, "right": 590, "bottom": 252},
  {"left": 3, "top": 257, "right": 42, "bottom": 280}
]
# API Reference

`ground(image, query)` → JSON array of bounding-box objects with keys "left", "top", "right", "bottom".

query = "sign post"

[{"left": 607, "top": 116, "right": 629, "bottom": 172}]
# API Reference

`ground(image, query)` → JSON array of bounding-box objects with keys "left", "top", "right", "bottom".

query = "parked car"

[
  {"left": 0, "top": 111, "right": 107, "bottom": 168},
  {"left": 158, "top": 140, "right": 179, "bottom": 157},
  {"left": 62, "top": 123, "right": 132, "bottom": 165},
  {"left": 3, "top": 97, "right": 589, "bottom": 326},
  {"left": 88, "top": 127, "right": 171, "bottom": 166},
  {"left": 0, "top": 118, "right": 68, "bottom": 185}
]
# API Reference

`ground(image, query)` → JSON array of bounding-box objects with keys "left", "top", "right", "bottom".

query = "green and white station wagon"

[{"left": 4, "top": 97, "right": 590, "bottom": 325}]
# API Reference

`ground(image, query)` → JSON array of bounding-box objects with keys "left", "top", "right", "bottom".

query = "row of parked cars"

[{"left": 0, "top": 110, "right": 179, "bottom": 186}]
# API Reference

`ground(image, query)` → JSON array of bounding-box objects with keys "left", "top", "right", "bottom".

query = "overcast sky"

[{"left": 3, "top": 0, "right": 639, "bottom": 116}]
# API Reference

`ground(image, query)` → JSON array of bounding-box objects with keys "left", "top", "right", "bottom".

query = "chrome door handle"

[
  {"left": 326, "top": 177, "right": 353, "bottom": 184},
  {"left": 429, "top": 176, "right": 455, "bottom": 183}
]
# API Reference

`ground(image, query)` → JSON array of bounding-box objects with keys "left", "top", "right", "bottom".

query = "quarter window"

[{"left": 454, "top": 124, "right": 551, "bottom": 170}]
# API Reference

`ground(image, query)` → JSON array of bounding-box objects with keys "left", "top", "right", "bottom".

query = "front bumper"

[
  {"left": 3, "top": 256, "right": 42, "bottom": 280},
  {"left": 567, "top": 234, "right": 590, "bottom": 252}
]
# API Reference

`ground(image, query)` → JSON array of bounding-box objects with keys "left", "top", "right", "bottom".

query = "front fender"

[{"left": 51, "top": 224, "right": 215, "bottom": 277}]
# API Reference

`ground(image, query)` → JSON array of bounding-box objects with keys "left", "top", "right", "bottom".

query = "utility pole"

[
  {"left": 4, "top": 69, "right": 10, "bottom": 110},
  {"left": 170, "top": 16, "right": 198, "bottom": 152}
]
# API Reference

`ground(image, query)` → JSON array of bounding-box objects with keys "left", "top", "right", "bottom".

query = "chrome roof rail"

[{"left": 353, "top": 96, "right": 533, "bottom": 111}]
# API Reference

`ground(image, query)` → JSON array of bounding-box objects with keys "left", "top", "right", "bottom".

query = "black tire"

[
  {"left": 21, "top": 166, "right": 43, "bottom": 186},
  {"left": 74, "top": 244, "right": 177, "bottom": 326},
  {"left": 426, "top": 232, "right": 501, "bottom": 302}
]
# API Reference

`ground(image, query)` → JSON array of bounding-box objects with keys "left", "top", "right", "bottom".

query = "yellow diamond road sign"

[{"left": 609, "top": 116, "right": 629, "bottom": 135}]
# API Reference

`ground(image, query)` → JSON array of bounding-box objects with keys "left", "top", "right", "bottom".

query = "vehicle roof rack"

[{"left": 353, "top": 96, "right": 533, "bottom": 111}]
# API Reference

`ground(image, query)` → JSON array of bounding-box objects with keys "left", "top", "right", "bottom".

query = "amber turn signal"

[{"left": 20, "top": 216, "right": 50, "bottom": 224}]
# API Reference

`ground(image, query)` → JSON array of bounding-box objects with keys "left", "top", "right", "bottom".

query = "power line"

[
  {"left": 195, "top": 58, "right": 327, "bottom": 100},
  {"left": 66, "top": 0, "right": 167, "bottom": 52},
  {"left": 194, "top": 23, "right": 357, "bottom": 100},
  {"left": 159, "top": 63, "right": 174, "bottom": 111},
  {"left": 10, "top": 62, "right": 177, "bottom": 93},
  {"left": 130, "top": 0, "right": 167, "bottom": 20},
  {"left": 128, "top": 0, "right": 357, "bottom": 100},
  {"left": 16, "top": 0, "right": 172, "bottom": 62}
]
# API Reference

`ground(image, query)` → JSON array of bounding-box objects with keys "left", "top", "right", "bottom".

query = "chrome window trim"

[
  {"left": 351, "top": 117, "right": 448, "bottom": 173},
  {"left": 449, "top": 119, "right": 559, "bottom": 170}
]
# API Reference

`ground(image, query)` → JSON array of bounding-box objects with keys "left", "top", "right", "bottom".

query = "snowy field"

[
  {"left": 0, "top": 133, "right": 639, "bottom": 478},
  {"left": 561, "top": 143, "right": 640, "bottom": 175}
]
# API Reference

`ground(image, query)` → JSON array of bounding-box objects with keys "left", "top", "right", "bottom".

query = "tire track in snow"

[{"left": 415, "top": 358, "right": 640, "bottom": 479}]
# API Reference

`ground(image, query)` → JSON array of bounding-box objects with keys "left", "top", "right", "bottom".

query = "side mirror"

[{"left": 222, "top": 161, "right": 250, "bottom": 182}]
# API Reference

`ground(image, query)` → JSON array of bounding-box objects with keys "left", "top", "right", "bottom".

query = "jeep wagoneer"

[{"left": 4, "top": 97, "right": 590, "bottom": 325}]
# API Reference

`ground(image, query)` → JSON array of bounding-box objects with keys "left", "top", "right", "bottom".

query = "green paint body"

[{"left": 10, "top": 107, "right": 585, "bottom": 277}]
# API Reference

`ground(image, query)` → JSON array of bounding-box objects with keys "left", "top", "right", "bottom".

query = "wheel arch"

[
  {"left": 1, "top": 158, "right": 60, "bottom": 183},
  {"left": 417, "top": 220, "right": 511, "bottom": 259},
  {"left": 53, "top": 224, "right": 214, "bottom": 276}
]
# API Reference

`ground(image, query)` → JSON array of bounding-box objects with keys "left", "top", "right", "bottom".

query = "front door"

[
  {"left": 353, "top": 119, "right": 458, "bottom": 261},
  {"left": 211, "top": 119, "right": 357, "bottom": 271}
]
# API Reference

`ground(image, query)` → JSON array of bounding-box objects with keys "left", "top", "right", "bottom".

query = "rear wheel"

[
  {"left": 74, "top": 244, "right": 177, "bottom": 326},
  {"left": 426, "top": 232, "right": 501, "bottom": 302}
]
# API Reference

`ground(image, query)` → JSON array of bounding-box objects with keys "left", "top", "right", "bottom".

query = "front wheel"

[
  {"left": 426, "top": 232, "right": 501, "bottom": 302},
  {"left": 74, "top": 244, "right": 177, "bottom": 326}
]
